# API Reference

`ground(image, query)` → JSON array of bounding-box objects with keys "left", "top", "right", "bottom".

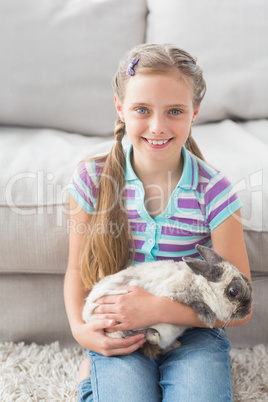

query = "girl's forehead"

[{"left": 123, "top": 71, "right": 194, "bottom": 103}]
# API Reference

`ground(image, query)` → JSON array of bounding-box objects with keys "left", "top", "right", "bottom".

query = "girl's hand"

[
  {"left": 94, "top": 286, "right": 160, "bottom": 331},
  {"left": 72, "top": 319, "right": 146, "bottom": 356}
]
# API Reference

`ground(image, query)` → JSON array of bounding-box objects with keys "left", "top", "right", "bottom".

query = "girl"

[{"left": 64, "top": 44, "right": 252, "bottom": 402}]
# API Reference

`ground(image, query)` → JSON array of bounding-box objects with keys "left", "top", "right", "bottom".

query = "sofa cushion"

[
  {"left": 194, "top": 120, "right": 267, "bottom": 234},
  {"left": 194, "top": 119, "right": 268, "bottom": 275},
  {"left": 146, "top": 0, "right": 268, "bottom": 124},
  {"left": 0, "top": 273, "right": 74, "bottom": 346},
  {"left": 0, "top": 0, "right": 147, "bottom": 136},
  {"left": 0, "top": 126, "right": 117, "bottom": 274}
]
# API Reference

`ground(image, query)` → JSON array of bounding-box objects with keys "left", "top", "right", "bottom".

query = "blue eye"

[
  {"left": 136, "top": 107, "right": 148, "bottom": 114},
  {"left": 169, "top": 109, "right": 181, "bottom": 115},
  {"left": 229, "top": 288, "right": 239, "bottom": 298}
]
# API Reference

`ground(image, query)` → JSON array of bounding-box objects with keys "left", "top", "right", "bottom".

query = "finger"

[
  {"left": 91, "top": 318, "right": 115, "bottom": 330},
  {"left": 106, "top": 337, "right": 147, "bottom": 356},
  {"left": 94, "top": 304, "right": 117, "bottom": 314},
  {"left": 105, "top": 322, "right": 130, "bottom": 331},
  {"left": 94, "top": 313, "right": 118, "bottom": 321},
  {"left": 104, "top": 333, "right": 146, "bottom": 350},
  {"left": 105, "top": 321, "right": 124, "bottom": 332},
  {"left": 96, "top": 290, "right": 128, "bottom": 304},
  {"left": 96, "top": 296, "right": 118, "bottom": 304},
  {"left": 116, "top": 286, "right": 136, "bottom": 292}
]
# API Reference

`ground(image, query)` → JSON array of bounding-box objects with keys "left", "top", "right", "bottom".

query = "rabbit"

[{"left": 82, "top": 244, "right": 252, "bottom": 359}]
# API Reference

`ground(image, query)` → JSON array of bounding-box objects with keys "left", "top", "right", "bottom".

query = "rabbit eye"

[{"left": 229, "top": 288, "right": 239, "bottom": 297}]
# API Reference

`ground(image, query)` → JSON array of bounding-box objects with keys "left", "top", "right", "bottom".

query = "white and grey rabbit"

[{"left": 82, "top": 245, "right": 252, "bottom": 358}]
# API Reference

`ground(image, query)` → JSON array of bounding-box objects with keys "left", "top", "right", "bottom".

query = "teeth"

[{"left": 147, "top": 139, "right": 169, "bottom": 145}]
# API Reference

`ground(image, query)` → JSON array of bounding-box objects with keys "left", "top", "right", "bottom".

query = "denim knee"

[
  {"left": 87, "top": 349, "right": 161, "bottom": 402},
  {"left": 158, "top": 328, "right": 233, "bottom": 402}
]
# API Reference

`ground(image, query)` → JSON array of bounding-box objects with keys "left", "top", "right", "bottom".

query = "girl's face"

[{"left": 115, "top": 71, "right": 200, "bottom": 169}]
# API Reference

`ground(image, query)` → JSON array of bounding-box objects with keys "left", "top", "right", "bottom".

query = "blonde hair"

[{"left": 80, "top": 43, "right": 207, "bottom": 290}]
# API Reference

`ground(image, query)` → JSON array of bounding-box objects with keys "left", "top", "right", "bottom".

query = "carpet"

[{"left": 0, "top": 342, "right": 267, "bottom": 401}]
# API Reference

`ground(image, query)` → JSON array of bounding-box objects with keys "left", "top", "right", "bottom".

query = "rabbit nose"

[{"left": 236, "top": 301, "right": 251, "bottom": 316}]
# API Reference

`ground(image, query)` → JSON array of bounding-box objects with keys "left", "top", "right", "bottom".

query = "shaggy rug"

[{"left": 0, "top": 342, "right": 267, "bottom": 401}]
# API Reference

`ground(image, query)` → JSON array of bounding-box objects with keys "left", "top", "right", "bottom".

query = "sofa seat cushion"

[{"left": 0, "top": 126, "right": 116, "bottom": 274}]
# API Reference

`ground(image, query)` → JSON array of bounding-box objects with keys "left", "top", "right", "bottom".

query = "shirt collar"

[
  {"left": 178, "top": 145, "right": 198, "bottom": 190},
  {"left": 125, "top": 144, "right": 138, "bottom": 181},
  {"left": 125, "top": 144, "right": 198, "bottom": 190}
]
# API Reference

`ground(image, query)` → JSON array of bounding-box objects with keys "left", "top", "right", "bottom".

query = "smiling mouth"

[{"left": 143, "top": 138, "right": 173, "bottom": 147}]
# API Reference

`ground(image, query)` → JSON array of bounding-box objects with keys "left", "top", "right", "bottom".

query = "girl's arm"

[
  {"left": 64, "top": 195, "right": 146, "bottom": 355},
  {"left": 96, "top": 210, "right": 252, "bottom": 330}
]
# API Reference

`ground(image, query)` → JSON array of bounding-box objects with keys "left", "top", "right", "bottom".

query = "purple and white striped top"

[{"left": 68, "top": 145, "right": 242, "bottom": 264}]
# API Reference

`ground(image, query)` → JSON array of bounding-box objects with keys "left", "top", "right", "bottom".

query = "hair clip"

[{"left": 126, "top": 57, "right": 139, "bottom": 76}]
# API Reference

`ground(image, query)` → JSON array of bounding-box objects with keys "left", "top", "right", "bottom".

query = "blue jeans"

[{"left": 77, "top": 327, "right": 233, "bottom": 402}]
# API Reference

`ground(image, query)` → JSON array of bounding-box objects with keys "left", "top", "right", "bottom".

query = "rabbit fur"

[{"left": 82, "top": 245, "right": 252, "bottom": 358}]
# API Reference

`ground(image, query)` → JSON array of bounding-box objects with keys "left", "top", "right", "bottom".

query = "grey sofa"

[{"left": 1, "top": 0, "right": 267, "bottom": 348}]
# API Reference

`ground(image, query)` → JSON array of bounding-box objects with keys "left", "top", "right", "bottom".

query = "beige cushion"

[
  {"left": 0, "top": 274, "right": 74, "bottom": 346},
  {"left": 146, "top": 0, "right": 268, "bottom": 124},
  {"left": 193, "top": 119, "right": 268, "bottom": 275},
  {"left": 0, "top": 0, "right": 147, "bottom": 135},
  {"left": 0, "top": 126, "right": 116, "bottom": 274},
  {"left": 194, "top": 120, "right": 268, "bottom": 233}
]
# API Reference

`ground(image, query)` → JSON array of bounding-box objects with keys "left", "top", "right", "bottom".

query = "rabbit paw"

[
  {"left": 145, "top": 328, "right": 161, "bottom": 345},
  {"left": 112, "top": 328, "right": 161, "bottom": 345}
]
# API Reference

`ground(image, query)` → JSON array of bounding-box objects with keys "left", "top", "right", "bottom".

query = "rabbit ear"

[
  {"left": 195, "top": 245, "right": 225, "bottom": 266},
  {"left": 182, "top": 256, "right": 224, "bottom": 282}
]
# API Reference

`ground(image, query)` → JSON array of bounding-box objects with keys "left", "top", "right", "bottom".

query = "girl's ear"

[
  {"left": 192, "top": 104, "right": 201, "bottom": 124},
  {"left": 114, "top": 96, "right": 124, "bottom": 121}
]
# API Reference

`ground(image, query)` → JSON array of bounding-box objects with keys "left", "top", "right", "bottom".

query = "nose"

[{"left": 149, "top": 113, "right": 166, "bottom": 135}]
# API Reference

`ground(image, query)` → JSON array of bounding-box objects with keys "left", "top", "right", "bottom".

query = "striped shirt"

[{"left": 68, "top": 145, "right": 242, "bottom": 264}]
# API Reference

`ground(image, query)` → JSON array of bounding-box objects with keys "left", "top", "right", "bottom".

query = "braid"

[
  {"left": 79, "top": 117, "right": 135, "bottom": 290},
  {"left": 185, "top": 130, "right": 205, "bottom": 161},
  {"left": 114, "top": 116, "right": 125, "bottom": 142}
]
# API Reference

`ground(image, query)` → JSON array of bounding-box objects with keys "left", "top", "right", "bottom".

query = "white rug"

[{"left": 0, "top": 342, "right": 267, "bottom": 401}]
